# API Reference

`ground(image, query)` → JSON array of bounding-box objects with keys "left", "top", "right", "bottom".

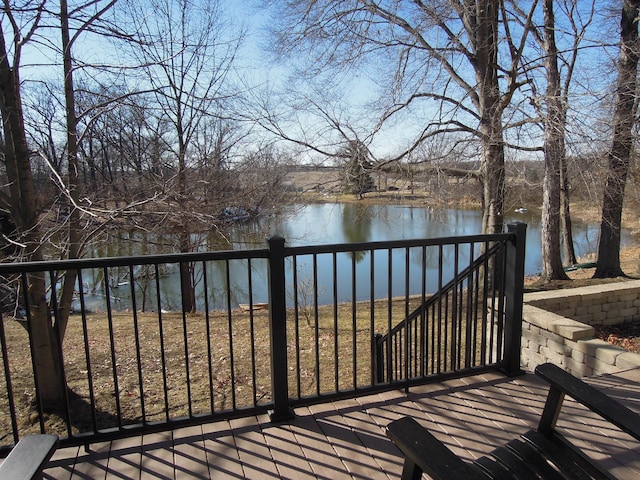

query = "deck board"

[
  {"left": 287, "top": 406, "right": 349, "bottom": 479},
  {"left": 72, "top": 441, "right": 111, "bottom": 480},
  {"left": 46, "top": 445, "right": 79, "bottom": 480},
  {"left": 201, "top": 418, "right": 244, "bottom": 479},
  {"left": 106, "top": 434, "right": 142, "bottom": 480},
  {"left": 307, "top": 400, "right": 387, "bottom": 479},
  {"left": 172, "top": 425, "right": 210, "bottom": 479},
  {"left": 41, "top": 369, "right": 640, "bottom": 479},
  {"left": 261, "top": 420, "right": 315, "bottom": 480},
  {"left": 139, "top": 431, "right": 174, "bottom": 480},
  {"left": 229, "top": 414, "right": 281, "bottom": 479}
]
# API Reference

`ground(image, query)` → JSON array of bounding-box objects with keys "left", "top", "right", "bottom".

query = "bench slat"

[
  {"left": 473, "top": 456, "right": 513, "bottom": 480},
  {"left": 490, "top": 445, "right": 540, "bottom": 480},
  {"left": 0, "top": 434, "right": 58, "bottom": 480},
  {"left": 522, "top": 430, "right": 616, "bottom": 480},
  {"left": 504, "top": 437, "right": 565, "bottom": 480}
]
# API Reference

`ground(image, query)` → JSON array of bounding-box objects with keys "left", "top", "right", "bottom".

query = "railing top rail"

[
  {"left": 0, "top": 248, "right": 271, "bottom": 273},
  {"left": 285, "top": 232, "right": 514, "bottom": 256},
  {"left": 0, "top": 231, "right": 514, "bottom": 274}
]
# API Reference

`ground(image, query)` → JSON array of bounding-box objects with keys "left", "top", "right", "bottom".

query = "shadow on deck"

[{"left": 43, "top": 369, "right": 640, "bottom": 480}]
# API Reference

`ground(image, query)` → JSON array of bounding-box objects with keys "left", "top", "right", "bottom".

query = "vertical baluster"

[
  {"left": 104, "top": 266, "right": 122, "bottom": 427},
  {"left": 370, "top": 250, "right": 380, "bottom": 384},
  {"left": 483, "top": 240, "right": 492, "bottom": 365},
  {"left": 313, "top": 253, "right": 320, "bottom": 396},
  {"left": 247, "top": 258, "right": 258, "bottom": 407},
  {"left": 47, "top": 270, "right": 71, "bottom": 437},
  {"left": 437, "top": 245, "right": 443, "bottom": 374},
  {"left": 420, "top": 245, "right": 427, "bottom": 377},
  {"left": 180, "top": 263, "right": 193, "bottom": 418},
  {"left": 155, "top": 264, "right": 170, "bottom": 421},
  {"left": 332, "top": 252, "right": 339, "bottom": 392},
  {"left": 387, "top": 248, "right": 393, "bottom": 381},
  {"left": 451, "top": 244, "right": 459, "bottom": 370},
  {"left": 351, "top": 252, "right": 357, "bottom": 389},
  {"left": 202, "top": 260, "right": 215, "bottom": 413},
  {"left": 404, "top": 247, "right": 411, "bottom": 380},
  {"left": 76, "top": 269, "right": 98, "bottom": 432},
  {"left": 128, "top": 265, "right": 147, "bottom": 422},
  {"left": 224, "top": 259, "right": 236, "bottom": 410},
  {"left": 292, "top": 255, "right": 302, "bottom": 399}
]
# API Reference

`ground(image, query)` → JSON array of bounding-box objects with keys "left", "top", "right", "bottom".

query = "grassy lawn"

[{"left": 1, "top": 296, "right": 448, "bottom": 441}]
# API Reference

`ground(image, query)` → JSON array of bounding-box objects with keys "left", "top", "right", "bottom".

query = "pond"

[
  {"left": 77, "top": 203, "right": 622, "bottom": 311},
  {"left": 224, "top": 203, "right": 610, "bottom": 274}
]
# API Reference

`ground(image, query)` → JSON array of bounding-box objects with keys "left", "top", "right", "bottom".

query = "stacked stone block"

[{"left": 521, "top": 280, "right": 640, "bottom": 377}]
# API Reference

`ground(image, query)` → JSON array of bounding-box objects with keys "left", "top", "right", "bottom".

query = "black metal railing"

[
  {"left": 0, "top": 223, "right": 526, "bottom": 452},
  {"left": 373, "top": 222, "right": 526, "bottom": 383}
]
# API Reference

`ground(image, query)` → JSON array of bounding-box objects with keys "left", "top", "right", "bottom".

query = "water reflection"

[{"left": 341, "top": 203, "right": 371, "bottom": 262}]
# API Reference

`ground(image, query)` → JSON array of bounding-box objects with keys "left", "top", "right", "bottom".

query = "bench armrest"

[
  {"left": 386, "top": 417, "right": 486, "bottom": 480},
  {"left": 0, "top": 434, "right": 58, "bottom": 480},
  {"left": 535, "top": 363, "right": 640, "bottom": 440}
]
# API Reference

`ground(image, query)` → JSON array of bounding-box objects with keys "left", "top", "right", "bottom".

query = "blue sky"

[{"left": 7, "top": 0, "right": 624, "bottom": 163}]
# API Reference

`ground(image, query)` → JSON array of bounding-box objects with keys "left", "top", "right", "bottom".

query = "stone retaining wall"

[{"left": 521, "top": 280, "right": 640, "bottom": 377}]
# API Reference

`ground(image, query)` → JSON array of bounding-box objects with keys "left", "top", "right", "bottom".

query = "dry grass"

[{"left": 1, "top": 297, "right": 441, "bottom": 442}]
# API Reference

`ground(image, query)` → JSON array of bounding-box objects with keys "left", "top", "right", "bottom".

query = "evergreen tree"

[{"left": 340, "top": 140, "right": 375, "bottom": 199}]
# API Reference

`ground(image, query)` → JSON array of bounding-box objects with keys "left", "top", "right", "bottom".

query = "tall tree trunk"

[
  {"left": 480, "top": 129, "right": 505, "bottom": 235},
  {"left": 560, "top": 160, "right": 577, "bottom": 266},
  {"left": 476, "top": 1, "right": 505, "bottom": 235},
  {"left": 540, "top": 0, "right": 569, "bottom": 282},
  {"left": 57, "top": 0, "right": 81, "bottom": 338},
  {"left": 594, "top": 0, "right": 640, "bottom": 278},
  {"left": 176, "top": 110, "right": 196, "bottom": 313},
  {"left": 179, "top": 231, "right": 196, "bottom": 313},
  {"left": 0, "top": 23, "right": 66, "bottom": 408}
]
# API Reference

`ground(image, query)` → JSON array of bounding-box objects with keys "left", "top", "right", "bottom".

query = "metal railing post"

[
  {"left": 501, "top": 222, "right": 527, "bottom": 376},
  {"left": 266, "top": 235, "right": 295, "bottom": 421},
  {"left": 373, "top": 333, "right": 384, "bottom": 384}
]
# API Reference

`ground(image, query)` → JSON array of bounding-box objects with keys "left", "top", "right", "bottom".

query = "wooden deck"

[{"left": 41, "top": 369, "right": 640, "bottom": 479}]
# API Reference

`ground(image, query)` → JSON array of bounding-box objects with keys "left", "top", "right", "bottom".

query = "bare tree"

[
  {"left": 266, "top": 0, "right": 537, "bottom": 234},
  {"left": 122, "top": 0, "right": 244, "bottom": 312},
  {"left": 0, "top": 1, "right": 66, "bottom": 407},
  {"left": 522, "top": 0, "right": 596, "bottom": 281},
  {"left": 557, "top": 1, "right": 595, "bottom": 268},
  {"left": 56, "top": 0, "right": 122, "bottom": 338},
  {"left": 340, "top": 139, "right": 375, "bottom": 199},
  {"left": 594, "top": 0, "right": 640, "bottom": 278},
  {"left": 538, "top": 0, "right": 570, "bottom": 281},
  {"left": 1, "top": 0, "right": 144, "bottom": 408}
]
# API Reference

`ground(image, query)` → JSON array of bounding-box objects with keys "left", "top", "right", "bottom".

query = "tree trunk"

[
  {"left": 475, "top": 1, "right": 505, "bottom": 235},
  {"left": 560, "top": 160, "right": 577, "bottom": 266},
  {"left": 480, "top": 133, "right": 505, "bottom": 235},
  {"left": 57, "top": 0, "right": 81, "bottom": 338},
  {"left": 540, "top": 0, "right": 569, "bottom": 282},
  {"left": 0, "top": 23, "right": 66, "bottom": 408},
  {"left": 179, "top": 230, "right": 196, "bottom": 314},
  {"left": 594, "top": 0, "right": 640, "bottom": 278}
]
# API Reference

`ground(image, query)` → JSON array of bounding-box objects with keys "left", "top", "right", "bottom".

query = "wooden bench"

[
  {"left": 0, "top": 434, "right": 58, "bottom": 480},
  {"left": 387, "top": 363, "right": 640, "bottom": 480}
]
